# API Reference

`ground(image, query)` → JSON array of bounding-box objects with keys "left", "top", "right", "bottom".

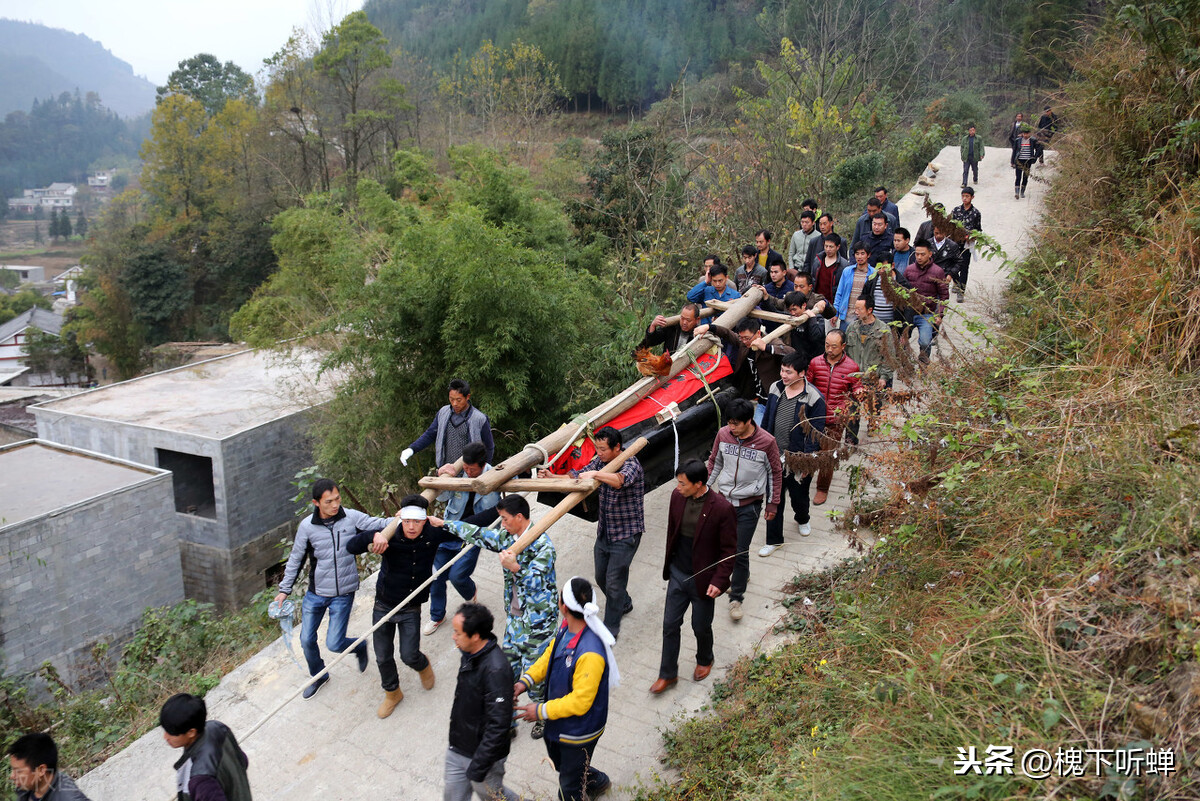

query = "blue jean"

[
  {"left": 753, "top": 402, "right": 766, "bottom": 426},
  {"left": 300, "top": 590, "right": 362, "bottom": 676},
  {"left": 429, "top": 541, "right": 481, "bottom": 622},
  {"left": 913, "top": 314, "right": 937, "bottom": 361}
]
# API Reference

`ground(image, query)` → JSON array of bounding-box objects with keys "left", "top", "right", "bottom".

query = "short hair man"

[
  {"left": 8, "top": 733, "right": 90, "bottom": 801},
  {"left": 754, "top": 229, "right": 783, "bottom": 269},
  {"left": 787, "top": 211, "right": 822, "bottom": 274},
  {"left": 274, "top": 479, "right": 385, "bottom": 698},
  {"left": 736, "top": 243, "right": 769, "bottom": 294},
  {"left": 686, "top": 261, "right": 741, "bottom": 308},
  {"left": 515, "top": 577, "right": 617, "bottom": 801},
  {"left": 811, "top": 232, "right": 849, "bottom": 303},
  {"left": 650, "top": 459, "right": 737, "bottom": 694},
  {"left": 706, "top": 397, "right": 782, "bottom": 621},
  {"left": 402, "top": 378, "right": 494, "bottom": 469},
  {"left": 781, "top": 287, "right": 828, "bottom": 362},
  {"left": 347, "top": 494, "right": 466, "bottom": 718},
  {"left": 433, "top": 494, "right": 558, "bottom": 738},
  {"left": 873, "top": 186, "right": 900, "bottom": 227},
  {"left": 1036, "top": 105, "right": 1059, "bottom": 161},
  {"left": 806, "top": 330, "right": 863, "bottom": 505},
  {"left": 1011, "top": 124, "right": 1044, "bottom": 199},
  {"left": 160, "top": 694, "right": 251, "bottom": 801},
  {"left": 761, "top": 351, "right": 827, "bottom": 548},
  {"left": 845, "top": 296, "right": 896, "bottom": 440},
  {"left": 424, "top": 441, "right": 500, "bottom": 636},
  {"left": 949, "top": 186, "right": 983, "bottom": 302},
  {"left": 762, "top": 259, "right": 795, "bottom": 320},
  {"left": 905, "top": 239, "right": 949, "bottom": 363},
  {"left": 892, "top": 227, "right": 914, "bottom": 276},
  {"left": 960, "top": 124, "right": 984, "bottom": 187},
  {"left": 833, "top": 241, "right": 872, "bottom": 328},
  {"left": 695, "top": 317, "right": 789, "bottom": 421},
  {"left": 860, "top": 214, "right": 894, "bottom": 265},
  {"left": 564, "top": 426, "right": 645, "bottom": 640},
  {"left": 641, "top": 302, "right": 703, "bottom": 353},
  {"left": 853, "top": 197, "right": 897, "bottom": 244},
  {"left": 444, "top": 602, "right": 518, "bottom": 801}
]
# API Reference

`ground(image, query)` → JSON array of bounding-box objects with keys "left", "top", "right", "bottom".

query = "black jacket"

[
  {"left": 639, "top": 323, "right": 696, "bottom": 353},
  {"left": 448, "top": 638, "right": 514, "bottom": 781},
  {"left": 1011, "top": 138, "right": 1044, "bottom": 165},
  {"left": 346, "top": 522, "right": 459, "bottom": 609},
  {"left": 931, "top": 237, "right": 963, "bottom": 282}
]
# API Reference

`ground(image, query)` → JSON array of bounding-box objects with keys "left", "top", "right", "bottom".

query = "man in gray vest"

[{"left": 401, "top": 378, "right": 495, "bottom": 469}]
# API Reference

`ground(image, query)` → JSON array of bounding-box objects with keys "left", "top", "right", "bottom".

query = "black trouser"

[
  {"left": 962, "top": 160, "right": 978, "bottom": 185},
  {"left": 956, "top": 250, "right": 972, "bottom": 290},
  {"left": 1014, "top": 160, "right": 1035, "bottom": 190},
  {"left": 727, "top": 501, "right": 762, "bottom": 603},
  {"left": 372, "top": 603, "right": 427, "bottom": 691},
  {"left": 659, "top": 563, "right": 715, "bottom": 679},
  {"left": 545, "top": 738, "right": 608, "bottom": 801},
  {"left": 765, "top": 471, "right": 812, "bottom": 544}
]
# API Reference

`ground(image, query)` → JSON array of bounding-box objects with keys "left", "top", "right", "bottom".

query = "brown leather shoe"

[
  {"left": 419, "top": 664, "right": 435, "bottom": 690},
  {"left": 693, "top": 663, "right": 712, "bottom": 682},
  {"left": 813, "top": 489, "right": 829, "bottom": 505},
  {"left": 649, "top": 677, "right": 678, "bottom": 694}
]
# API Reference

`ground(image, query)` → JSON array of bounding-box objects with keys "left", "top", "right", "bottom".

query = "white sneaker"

[
  {"left": 757, "top": 544, "right": 780, "bottom": 558},
  {"left": 421, "top": 618, "right": 442, "bottom": 636},
  {"left": 798, "top": 523, "right": 812, "bottom": 537},
  {"left": 729, "top": 600, "right": 743, "bottom": 621}
]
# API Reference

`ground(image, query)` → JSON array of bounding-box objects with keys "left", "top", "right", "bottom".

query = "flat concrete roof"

[
  {"left": 31, "top": 349, "right": 337, "bottom": 438},
  {"left": 0, "top": 440, "right": 165, "bottom": 529}
]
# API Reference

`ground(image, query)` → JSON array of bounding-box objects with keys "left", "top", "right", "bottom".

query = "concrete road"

[{"left": 78, "top": 143, "right": 1049, "bottom": 800}]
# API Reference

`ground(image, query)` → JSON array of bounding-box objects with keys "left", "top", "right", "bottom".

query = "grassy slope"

[{"left": 639, "top": 18, "right": 1200, "bottom": 801}]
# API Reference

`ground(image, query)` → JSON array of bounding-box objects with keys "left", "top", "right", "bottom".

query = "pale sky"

[{"left": 0, "top": 0, "right": 364, "bottom": 84}]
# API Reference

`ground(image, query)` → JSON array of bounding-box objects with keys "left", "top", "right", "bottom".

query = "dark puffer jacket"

[{"left": 806, "top": 354, "right": 862, "bottom": 415}]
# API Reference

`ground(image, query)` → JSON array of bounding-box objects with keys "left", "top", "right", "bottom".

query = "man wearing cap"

[
  {"left": 346, "top": 494, "right": 464, "bottom": 719},
  {"left": 515, "top": 576, "right": 618, "bottom": 801},
  {"left": 1011, "top": 125, "right": 1044, "bottom": 199}
]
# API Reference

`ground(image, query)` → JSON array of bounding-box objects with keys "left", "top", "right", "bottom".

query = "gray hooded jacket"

[{"left": 277, "top": 507, "right": 390, "bottom": 598}]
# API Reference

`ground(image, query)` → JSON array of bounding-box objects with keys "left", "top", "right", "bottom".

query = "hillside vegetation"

[{"left": 643, "top": 3, "right": 1200, "bottom": 800}]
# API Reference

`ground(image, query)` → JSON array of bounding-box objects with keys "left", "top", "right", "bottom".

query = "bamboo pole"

[
  {"left": 420, "top": 476, "right": 597, "bottom": 494},
  {"left": 509, "top": 436, "right": 648, "bottom": 555},
  {"left": 706, "top": 299, "right": 794, "bottom": 324},
  {"left": 471, "top": 288, "right": 765, "bottom": 494},
  {"left": 420, "top": 457, "right": 464, "bottom": 502}
]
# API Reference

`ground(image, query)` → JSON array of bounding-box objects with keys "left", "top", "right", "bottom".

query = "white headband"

[
  {"left": 399, "top": 506, "right": 428, "bottom": 521},
  {"left": 562, "top": 577, "right": 621, "bottom": 689}
]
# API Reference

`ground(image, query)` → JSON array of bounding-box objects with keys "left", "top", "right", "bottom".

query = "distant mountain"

[{"left": 0, "top": 19, "right": 156, "bottom": 118}]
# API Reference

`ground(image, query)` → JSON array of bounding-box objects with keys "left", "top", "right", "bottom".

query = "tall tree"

[
  {"left": 156, "top": 53, "right": 257, "bottom": 115},
  {"left": 313, "top": 11, "right": 409, "bottom": 189},
  {"left": 59, "top": 208, "right": 72, "bottom": 239}
]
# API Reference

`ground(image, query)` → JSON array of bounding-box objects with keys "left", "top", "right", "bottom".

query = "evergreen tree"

[
  {"left": 76, "top": 211, "right": 88, "bottom": 238},
  {"left": 48, "top": 209, "right": 61, "bottom": 240},
  {"left": 33, "top": 222, "right": 43, "bottom": 243},
  {"left": 60, "top": 208, "right": 72, "bottom": 239}
]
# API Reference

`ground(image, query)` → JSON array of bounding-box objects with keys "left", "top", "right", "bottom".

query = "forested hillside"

[
  {"left": 365, "top": 0, "right": 1092, "bottom": 110},
  {"left": 0, "top": 19, "right": 156, "bottom": 118},
  {"left": 0, "top": 92, "right": 145, "bottom": 202}
]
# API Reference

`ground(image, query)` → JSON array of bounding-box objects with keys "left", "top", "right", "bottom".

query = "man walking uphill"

[
  {"left": 706, "top": 397, "right": 782, "bottom": 621},
  {"left": 274, "top": 478, "right": 384, "bottom": 698}
]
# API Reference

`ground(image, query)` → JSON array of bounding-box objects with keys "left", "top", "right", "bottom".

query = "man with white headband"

[
  {"left": 346, "top": 494, "right": 464, "bottom": 719},
  {"left": 514, "top": 576, "right": 617, "bottom": 800},
  {"left": 274, "top": 478, "right": 392, "bottom": 700}
]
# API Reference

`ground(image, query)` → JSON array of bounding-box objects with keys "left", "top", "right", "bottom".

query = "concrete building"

[
  {"left": 31, "top": 349, "right": 337, "bottom": 608},
  {"left": 0, "top": 440, "right": 182, "bottom": 682},
  {"left": 0, "top": 307, "right": 82, "bottom": 387},
  {"left": 1, "top": 264, "right": 46, "bottom": 283}
]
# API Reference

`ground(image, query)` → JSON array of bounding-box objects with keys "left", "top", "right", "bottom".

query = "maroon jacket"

[
  {"left": 664, "top": 487, "right": 738, "bottom": 594},
  {"left": 905, "top": 259, "right": 949, "bottom": 316},
  {"left": 807, "top": 353, "right": 863, "bottom": 415}
]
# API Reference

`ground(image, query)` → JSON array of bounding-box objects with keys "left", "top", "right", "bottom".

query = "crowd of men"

[{"left": 10, "top": 119, "right": 1046, "bottom": 800}]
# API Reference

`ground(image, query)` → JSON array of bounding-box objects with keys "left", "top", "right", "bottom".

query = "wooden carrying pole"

[
  {"left": 509, "top": 436, "right": 648, "bottom": 555},
  {"left": 420, "top": 457, "right": 464, "bottom": 502},
  {"left": 420, "top": 476, "right": 596, "bottom": 494},
  {"left": 706, "top": 299, "right": 795, "bottom": 325},
  {"left": 471, "top": 288, "right": 766, "bottom": 495}
]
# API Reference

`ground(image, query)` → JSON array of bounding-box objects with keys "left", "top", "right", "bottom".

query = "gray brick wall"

[{"left": 0, "top": 473, "right": 183, "bottom": 682}]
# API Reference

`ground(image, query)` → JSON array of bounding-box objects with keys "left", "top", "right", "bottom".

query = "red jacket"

[
  {"left": 807, "top": 354, "right": 862, "bottom": 415},
  {"left": 664, "top": 488, "right": 738, "bottom": 594}
]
